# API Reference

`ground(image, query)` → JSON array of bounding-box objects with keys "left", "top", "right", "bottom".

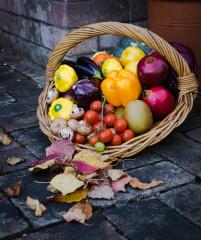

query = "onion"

[
  {"left": 170, "top": 42, "right": 198, "bottom": 77},
  {"left": 137, "top": 53, "right": 169, "bottom": 87},
  {"left": 143, "top": 86, "right": 175, "bottom": 120}
]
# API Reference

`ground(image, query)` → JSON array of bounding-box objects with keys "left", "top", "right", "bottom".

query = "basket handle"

[{"left": 46, "top": 21, "right": 198, "bottom": 95}]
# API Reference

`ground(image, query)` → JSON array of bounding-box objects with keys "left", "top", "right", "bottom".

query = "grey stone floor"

[{"left": 0, "top": 49, "right": 201, "bottom": 240}]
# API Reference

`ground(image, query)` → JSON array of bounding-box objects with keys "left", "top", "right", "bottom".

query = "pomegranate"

[
  {"left": 137, "top": 53, "right": 169, "bottom": 87},
  {"left": 143, "top": 86, "right": 175, "bottom": 120}
]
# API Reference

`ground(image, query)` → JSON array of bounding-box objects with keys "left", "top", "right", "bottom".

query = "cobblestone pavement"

[{"left": 0, "top": 49, "right": 201, "bottom": 240}]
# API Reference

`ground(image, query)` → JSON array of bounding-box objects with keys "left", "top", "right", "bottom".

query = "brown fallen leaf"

[
  {"left": 73, "top": 150, "right": 111, "bottom": 170},
  {"left": 50, "top": 188, "right": 88, "bottom": 203},
  {"left": 4, "top": 181, "right": 22, "bottom": 197},
  {"left": 50, "top": 174, "right": 84, "bottom": 195},
  {"left": 63, "top": 201, "right": 92, "bottom": 224},
  {"left": 88, "top": 182, "right": 114, "bottom": 199},
  {"left": 6, "top": 156, "right": 25, "bottom": 166},
  {"left": 28, "top": 154, "right": 64, "bottom": 172},
  {"left": 107, "top": 169, "right": 126, "bottom": 181},
  {"left": 0, "top": 132, "right": 12, "bottom": 145},
  {"left": 112, "top": 176, "right": 131, "bottom": 193},
  {"left": 26, "top": 196, "right": 47, "bottom": 217},
  {"left": 130, "top": 178, "right": 164, "bottom": 190}
]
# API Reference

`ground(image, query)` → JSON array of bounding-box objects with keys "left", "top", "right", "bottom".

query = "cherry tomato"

[
  {"left": 122, "top": 129, "right": 135, "bottom": 141},
  {"left": 95, "top": 142, "right": 105, "bottom": 152},
  {"left": 88, "top": 135, "right": 99, "bottom": 147},
  {"left": 98, "top": 129, "right": 113, "bottom": 143},
  {"left": 114, "top": 119, "right": 128, "bottom": 133},
  {"left": 84, "top": 110, "right": 99, "bottom": 125},
  {"left": 74, "top": 133, "right": 86, "bottom": 144},
  {"left": 104, "top": 104, "right": 115, "bottom": 115},
  {"left": 103, "top": 114, "right": 117, "bottom": 127},
  {"left": 93, "top": 121, "right": 106, "bottom": 133},
  {"left": 90, "top": 100, "right": 102, "bottom": 113},
  {"left": 111, "top": 134, "right": 122, "bottom": 145}
]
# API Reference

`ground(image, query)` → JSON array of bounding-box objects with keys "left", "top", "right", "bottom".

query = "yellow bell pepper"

[
  {"left": 101, "top": 69, "right": 142, "bottom": 107},
  {"left": 54, "top": 64, "right": 78, "bottom": 92},
  {"left": 48, "top": 98, "right": 73, "bottom": 121}
]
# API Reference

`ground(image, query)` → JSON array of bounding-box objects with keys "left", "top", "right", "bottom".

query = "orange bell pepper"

[{"left": 101, "top": 69, "right": 142, "bottom": 107}]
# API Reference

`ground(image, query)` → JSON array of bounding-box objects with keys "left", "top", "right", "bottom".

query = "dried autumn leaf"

[
  {"left": 47, "top": 184, "right": 58, "bottom": 193},
  {"left": 63, "top": 166, "right": 76, "bottom": 175},
  {"left": 51, "top": 188, "right": 88, "bottom": 203},
  {"left": 130, "top": 178, "right": 164, "bottom": 190},
  {"left": 73, "top": 150, "right": 111, "bottom": 170},
  {"left": 88, "top": 182, "right": 114, "bottom": 199},
  {"left": 46, "top": 139, "right": 75, "bottom": 161},
  {"left": 26, "top": 196, "right": 47, "bottom": 217},
  {"left": 6, "top": 156, "right": 25, "bottom": 166},
  {"left": 4, "top": 181, "right": 22, "bottom": 197},
  {"left": 50, "top": 174, "right": 84, "bottom": 195},
  {"left": 108, "top": 169, "right": 125, "bottom": 181},
  {"left": 72, "top": 160, "right": 97, "bottom": 174},
  {"left": 63, "top": 201, "right": 92, "bottom": 224},
  {"left": 28, "top": 154, "right": 64, "bottom": 172},
  {"left": 0, "top": 131, "right": 12, "bottom": 145},
  {"left": 112, "top": 176, "right": 131, "bottom": 193},
  {"left": 84, "top": 172, "right": 98, "bottom": 180}
]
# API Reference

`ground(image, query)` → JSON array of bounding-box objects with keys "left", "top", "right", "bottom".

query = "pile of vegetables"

[{"left": 46, "top": 38, "right": 189, "bottom": 152}]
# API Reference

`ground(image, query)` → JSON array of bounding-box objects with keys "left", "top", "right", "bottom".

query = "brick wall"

[{"left": 0, "top": 0, "right": 147, "bottom": 66}]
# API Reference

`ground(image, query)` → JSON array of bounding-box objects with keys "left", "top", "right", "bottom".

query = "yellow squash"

[
  {"left": 49, "top": 98, "right": 73, "bottom": 121},
  {"left": 54, "top": 64, "right": 78, "bottom": 92}
]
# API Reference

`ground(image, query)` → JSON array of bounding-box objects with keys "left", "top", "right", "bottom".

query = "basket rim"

[{"left": 37, "top": 21, "right": 198, "bottom": 160}]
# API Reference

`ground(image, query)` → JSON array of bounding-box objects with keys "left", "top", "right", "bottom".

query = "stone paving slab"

[
  {"left": 185, "top": 128, "right": 201, "bottom": 145},
  {"left": 0, "top": 111, "right": 39, "bottom": 132},
  {"left": 17, "top": 214, "right": 126, "bottom": 240},
  {"left": 104, "top": 199, "right": 201, "bottom": 240},
  {"left": 176, "top": 113, "right": 201, "bottom": 133},
  {"left": 0, "top": 147, "right": 37, "bottom": 175},
  {"left": 11, "top": 127, "right": 50, "bottom": 159},
  {"left": 0, "top": 91, "right": 16, "bottom": 104},
  {"left": 0, "top": 49, "right": 22, "bottom": 65},
  {"left": 0, "top": 99, "right": 38, "bottom": 118},
  {"left": 10, "top": 59, "right": 44, "bottom": 79},
  {"left": 151, "top": 133, "right": 201, "bottom": 177},
  {"left": 91, "top": 161, "right": 194, "bottom": 208},
  {"left": 4, "top": 77, "right": 41, "bottom": 100},
  {"left": 0, "top": 140, "right": 20, "bottom": 152},
  {"left": 0, "top": 193, "right": 28, "bottom": 239},
  {"left": 0, "top": 170, "right": 71, "bottom": 229},
  {"left": 160, "top": 183, "right": 201, "bottom": 228},
  {"left": 123, "top": 149, "right": 164, "bottom": 171}
]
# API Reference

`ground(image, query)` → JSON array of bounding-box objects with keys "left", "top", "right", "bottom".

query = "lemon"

[
  {"left": 124, "top": 60, "right": 139, "bottom": 75},
  {"left": 121, "top": 46, "right": 145, "bottom": 67},
  {"left": 101, "top": 58, "right": 123, "bottom": 78}
]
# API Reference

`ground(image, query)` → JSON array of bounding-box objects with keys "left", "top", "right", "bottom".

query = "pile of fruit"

[{"left": 46, "top": 39, "right": 177, "bottom": 152}]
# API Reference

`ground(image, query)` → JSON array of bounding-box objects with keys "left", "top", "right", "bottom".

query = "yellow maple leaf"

[
  {"left": 51, "top": 188, "right": 88, "bottom": 203},
  {"left": 50, "top": 174, "right": 84, "bottom": 195}
]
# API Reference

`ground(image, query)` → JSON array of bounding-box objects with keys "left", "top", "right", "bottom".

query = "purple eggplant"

[
  {"left": 76, "top": 56, "right": 103, "bottom": 80},
  {"left": 72, "top": 79, "right": 101, "bottom": 109}
]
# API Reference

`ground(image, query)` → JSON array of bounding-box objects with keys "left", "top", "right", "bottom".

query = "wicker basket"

[{"left": 37, "top": 22, "right": 198, "bottom": 160}]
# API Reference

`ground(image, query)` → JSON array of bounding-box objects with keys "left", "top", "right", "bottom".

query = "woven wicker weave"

[{"left": 37, "top": 22, "right": 198, "bottom": 160}]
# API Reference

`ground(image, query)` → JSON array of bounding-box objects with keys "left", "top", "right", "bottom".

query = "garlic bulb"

[{"left": 46, "top": 88, "right": 59, "bottom": 104}]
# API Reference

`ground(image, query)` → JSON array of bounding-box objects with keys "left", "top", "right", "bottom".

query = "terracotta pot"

[{"left": 148, "top": 0, "right": 201, "bottom": 89}]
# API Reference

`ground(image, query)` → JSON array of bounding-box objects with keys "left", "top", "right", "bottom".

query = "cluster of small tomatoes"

[{"left": 74, "top": 100, "right": 135, "bottom": 152}]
